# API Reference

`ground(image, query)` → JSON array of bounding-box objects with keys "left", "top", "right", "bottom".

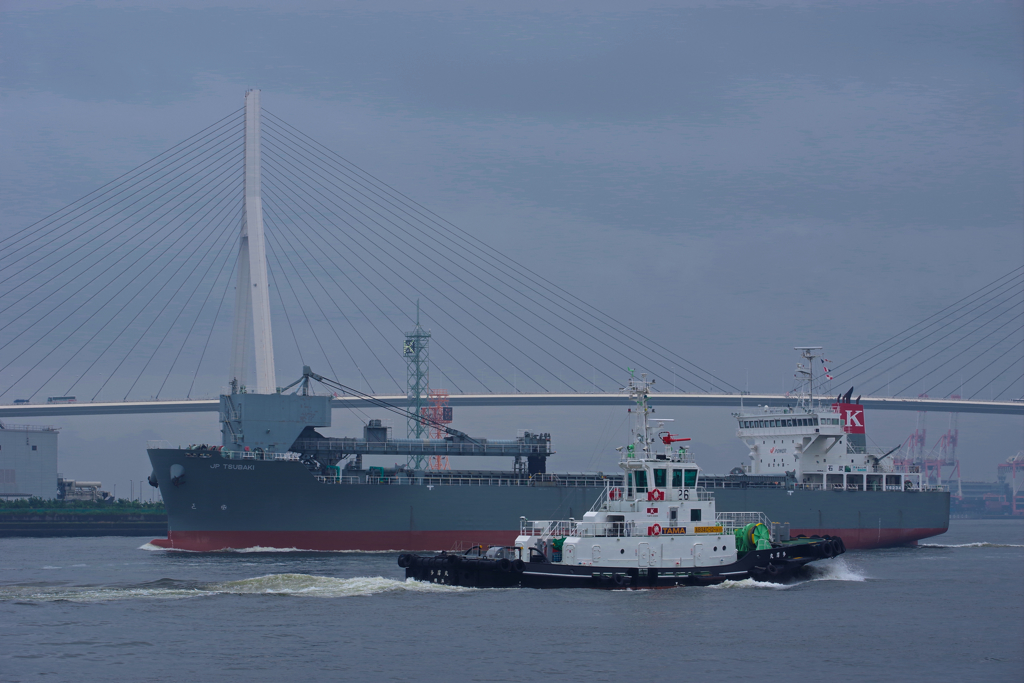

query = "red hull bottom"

[{"left": 149, "top": 526, "right": 946, "bottom": 552}]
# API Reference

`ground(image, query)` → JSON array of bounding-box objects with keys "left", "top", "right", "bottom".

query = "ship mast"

[
  {"left": 794, "top": 346, "right": 822, "bottom": 408},
  {"left": 624, "top": 370, "right": 655, "bottom": 458}
]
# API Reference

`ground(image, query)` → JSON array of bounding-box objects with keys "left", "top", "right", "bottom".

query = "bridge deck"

[{"left": 0, "top": 393, "right": 1020, "bottom": 417}]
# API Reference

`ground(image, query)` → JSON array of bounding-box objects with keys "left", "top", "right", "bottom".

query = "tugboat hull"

[{"left": 400, "top": 537, "right": 843, "bottom": 589}]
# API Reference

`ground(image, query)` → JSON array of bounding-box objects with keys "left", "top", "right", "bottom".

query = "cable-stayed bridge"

[{"left": 1, "top": 91, "right": 1022, "bottom": 422}]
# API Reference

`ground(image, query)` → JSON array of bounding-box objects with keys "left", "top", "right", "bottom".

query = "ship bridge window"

[
  {"left": 627, "top": 472, "right": 633, "bottom": 497},
  {"left": 690, "top": 508, "right": 702, "bottom": 522},
  {"left": 684, "top": 470, "right": 697, "bottom": 488},
  {"left": 813, "top": 418, "right": 819, "bottom": 426},
  {"left": 654, "top": 469, "right": 667, "bottom": 488},
  {"left": 672, "top": 469, "right": 682, "bottom": 487},
  {"left": 634, "top": 470, "right": 648, "bottom": 493}
]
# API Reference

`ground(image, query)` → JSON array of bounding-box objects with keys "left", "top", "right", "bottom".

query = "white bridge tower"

[{"left": 229, "top": 89, "right": 276, "bottom": 394}]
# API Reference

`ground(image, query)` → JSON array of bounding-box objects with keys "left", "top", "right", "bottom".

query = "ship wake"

[
  {"left": 1, "top": 574, "right": 476, "bottom": 603},
  {"left": 918, "top": 542, "right": 1024, "bottom": 549},
  {"left": 710, "top": 557, "right": 867, "bottom": 590}
]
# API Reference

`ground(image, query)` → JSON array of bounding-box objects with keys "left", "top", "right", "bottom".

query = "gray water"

[{"left": 1, "top": 519, "right": 1021, "bottom": 682}]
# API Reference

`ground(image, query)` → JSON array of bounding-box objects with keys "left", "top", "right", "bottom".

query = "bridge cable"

[
  {"left": 262, "top": 121, "right": 710, "bottom": 392},
  {"left": 959, "top": 335, "right": 1024, "bottom": 401},
  {"left": 263, "top": 111, "right": 739, "bottom": 393},
  {"left": 265, "top": 244, "right": 306, "bottom": 368},
  {"left": 264, "top": 200, "right": 463, "bottom": 394},
  {"left": 262, "top": 127, "right": 673, "bottom": 393},
  {"left": 57, "top": 178, "right": 244, "bottom": 399},
  {"left": 260, "top": 172, "right": 482, "bottom": 393},
  {"left": 0, "top": 122, "right": 243, "bottom": 283},
  {"left": 261, "top": 133, "right": 626, "bottom": 392},
  {"left": 260, "top": 222, "right": 346, "bottom": 389},
  {"left": 263, "top": 185, "right": 473, "bottom": 394},
  {"left": 0, "top": 131, "right": 244, "bottom": 323},
  {"left": 0, "top": 109, "right": 243, "bottom": 254},
  {"left": 261, "top": 119, "right": 718, "bottom": 391},
  {"left": 55, "top": 177, "right": 244, "bottom": 400},
  {"left": 993, "top": 369, "right": 1024, "bottom": 401},
  {"left": 864, "top": 301, "right": 1024, "bottom": 397},
  {"left": 261, "top": 139, "right": 565, "bottom": 391},
  {"left": 3, "top": 178, "right": 242, "bottom": 402},
  {"left": 261, "top": 171, "right": 523, "bottom": 392},
  {"left": 262, "top": 201, "right": 403, "bottom": 393},
  {"left": 826, "top": 267, "right": 1024, "bottom": 377},
  {"left": 188, "top": 251, "right": 239, "bottom": 399},
  {"left": 263, "top": 186, "right": 468, "bottom": 394},
  {"left": 95, "top": 201, "right": 244, "bottom": 401},
  {"left": 825, "top": 275, "right": 1024, "bottom": 391},
  {"left": 127, "top": 201, "right": 246, "bottom": 400},
  {"left": 919, "top": 321, "right": 1024, "bottom": 398},
  {"left": 158, "top": 227, "right": 244, "bottom": 400},
  {"left": 0, "top": 143, "right": 245, "bottom": 359},
  {"left": 262, "top": 214, "right": 376, "bottom": 394}
]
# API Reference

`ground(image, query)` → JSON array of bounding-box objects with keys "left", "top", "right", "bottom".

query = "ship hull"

[{"left": 148, "top": 449, "right": 948, "bottom": 552}]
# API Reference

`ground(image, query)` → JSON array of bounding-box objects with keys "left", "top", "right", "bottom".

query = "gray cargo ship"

[{"left": 147, "top": 364, "right": 948, "bottom": 552}]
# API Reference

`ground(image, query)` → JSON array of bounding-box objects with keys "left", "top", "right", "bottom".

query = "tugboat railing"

[
  {"left": 715, "top": 511, "right": 772, "bottom": 533},
  {"left": 519, "top": 519, "right": 635, "bottom": 539}
]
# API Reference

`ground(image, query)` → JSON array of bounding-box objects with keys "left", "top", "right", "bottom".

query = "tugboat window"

[
  {"left": 672, "top": 469, "right": 682, "bottom": 487},
  {"left": 684, "top": 470, "right": 697, "bottom": 488},
  {"left": 690, "top": 508, "right": 702, "bottom": 522},
  {"left": 654, "top": 469, "right": 667, "bottom": 487},
  {"left": 634, "top": 470, "right": 648, "bottom": 493}
]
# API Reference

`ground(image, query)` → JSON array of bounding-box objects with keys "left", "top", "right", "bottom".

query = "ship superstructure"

[{"left": 735, "top": 348, "right": 923, "bottom": 492}]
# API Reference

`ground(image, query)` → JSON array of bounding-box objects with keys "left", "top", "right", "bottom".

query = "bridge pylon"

[{"left": 229, "top": 89, "right": 276, "bottom": 394}]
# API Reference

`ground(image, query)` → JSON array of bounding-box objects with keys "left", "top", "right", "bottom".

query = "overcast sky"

[{"left": 1, "top": 0, "right": 1021, "bottom": 491}]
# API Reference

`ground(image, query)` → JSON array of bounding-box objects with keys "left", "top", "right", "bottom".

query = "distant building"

[
  {"left": 0, "top": 421, "right": 59, "bottom": 499},
  {"left": 57, "top": 478, "right": 111, "bottom": 502}
]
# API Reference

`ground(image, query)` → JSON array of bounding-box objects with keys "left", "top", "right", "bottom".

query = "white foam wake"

[
  {"left": 209, "top": 574, "right": 473, "bottom": 596},
  {"left": 801, "top": 557, "right": 867, "bottom": 582},
  {"left": 919, "top": 542, "right": 1024, "bottom": 548},
  {"left": 1, "top": 574, "right": 474, "bottom": 603},
  {"left": 709, "top": 557, "right": 867, "bottom": 590}
]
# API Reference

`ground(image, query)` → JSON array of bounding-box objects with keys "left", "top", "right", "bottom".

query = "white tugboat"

[{"left": 400, "top": 373, "right": 844, "bottom": 589}]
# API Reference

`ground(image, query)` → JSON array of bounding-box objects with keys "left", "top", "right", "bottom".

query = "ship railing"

[
  {"left": 715, "top": 511, "right": 772, "bottom": 533},
  {"left": 519, "top": 519, "right": 637, "bottom": 539},
  {"left": 311, "top": 474, "right": 611, "bottom": 487},
  {"left": 790, "top": 482, "right": 948, "bottom": 492},
  {"left": 221, "top": 451, "right": 301, "bottom": 462},
  {"left": 314, "top": 476, "right": 363, "bottom": 484}
]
